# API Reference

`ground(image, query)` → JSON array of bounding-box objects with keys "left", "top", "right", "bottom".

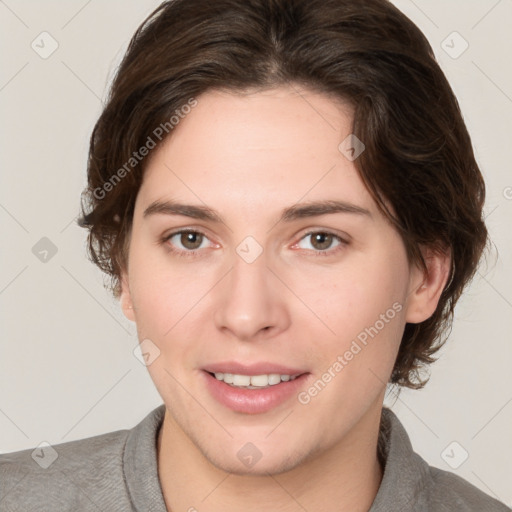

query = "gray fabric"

[{"left": 0, "top": 405, "right": 509, "bottom": 511}]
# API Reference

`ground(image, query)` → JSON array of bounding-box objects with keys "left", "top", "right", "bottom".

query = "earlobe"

[
  {"left": 120, "top": 273, "right": 136, "bottom": 322},
  {"left": 405, "top": 246, "right": 452, "bottom": 324}
]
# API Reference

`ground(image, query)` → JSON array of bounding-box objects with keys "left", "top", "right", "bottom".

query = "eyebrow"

[{"left": 143, "top": 199, "right": 372, "bottom": 223}]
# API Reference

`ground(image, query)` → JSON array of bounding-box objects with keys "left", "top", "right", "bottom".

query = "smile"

[
  {"left": 210, "top": 372, "right": 300, "bottom": 388},
  {"left": 202, "top": 370, "right": 310, "bottom": 414}
]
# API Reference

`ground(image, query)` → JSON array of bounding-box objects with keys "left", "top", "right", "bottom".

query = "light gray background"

[{"left": 1, "top": 0, "right": 511, "bottom": 506}]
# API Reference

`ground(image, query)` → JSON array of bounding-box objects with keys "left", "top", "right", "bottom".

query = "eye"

[
  {"left": 162, "top": 230, "right": 212, "bottom": 257},
  {"left": 295, "top": 231, "right": 347, "bottom": 255},
  {"left": 161, "top": 229, "right": 348, "bottom": 258}
]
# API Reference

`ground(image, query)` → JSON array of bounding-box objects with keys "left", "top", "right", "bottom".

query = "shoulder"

[
  {"left": 424, "top": 463, "right": 511, "bottom": 512},
  {"left": 374, "top": 408, "right": 510, "bottom": 512},
  {"left": 0, "top": 428, "right": 132, "bottom": 511}
]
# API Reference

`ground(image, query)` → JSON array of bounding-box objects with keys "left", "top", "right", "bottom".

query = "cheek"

[
  {"left": 128, "top": 241, "right": 213, "bottom": 337},
  {"left": 292, "top": 252, "right": 408, "bottom": 386},
  {"left": 296, "top": 276, "right": 406, "bottom": 418},
  {"left": 295, "top": 255, "right": 405, "bottom": 335}
]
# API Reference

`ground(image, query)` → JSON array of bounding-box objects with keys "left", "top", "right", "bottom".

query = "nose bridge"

[
  {"left": 230, "top": 247, "right": 270, "bottom": 302},
  {"left": 213, "top": 243, "right": 289, "bottom": 340}
]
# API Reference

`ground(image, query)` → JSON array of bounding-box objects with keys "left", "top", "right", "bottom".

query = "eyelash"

[{"left": 160, "top": 229, "right": 348, "bottom": 259}]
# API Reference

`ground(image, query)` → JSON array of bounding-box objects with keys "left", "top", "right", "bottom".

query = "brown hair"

[{"left": 78, "top": 0, "right": 488, "bottom": 388}]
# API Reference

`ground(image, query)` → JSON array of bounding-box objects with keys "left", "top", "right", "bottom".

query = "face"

[{"left": 120, "top": 86, "right": 444, "bottom": 475}]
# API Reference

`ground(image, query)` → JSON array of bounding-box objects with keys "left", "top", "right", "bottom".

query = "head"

[{"left": 78, "top": 0, "right": 488, "bottom": 474}]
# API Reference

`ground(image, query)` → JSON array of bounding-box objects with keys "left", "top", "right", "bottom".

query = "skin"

[{"left": 120, "top": 86, "right": 450, "bottom": 512}]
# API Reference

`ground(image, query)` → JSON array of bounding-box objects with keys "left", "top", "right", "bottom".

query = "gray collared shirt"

[{"left": 1, "top": 405, "right": 509, "bottom": 511}]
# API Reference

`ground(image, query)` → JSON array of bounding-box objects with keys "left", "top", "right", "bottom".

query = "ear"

[
  {"left": 405, "top": 246, "right": 452, "bottom": 324},
  {"left": 119, "top": 271, "right": 136, "bottom": 322}
]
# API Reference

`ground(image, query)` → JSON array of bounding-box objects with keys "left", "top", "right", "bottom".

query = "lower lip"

[{"left": 202, "top": 371, "right": 310, "bottom": 414}]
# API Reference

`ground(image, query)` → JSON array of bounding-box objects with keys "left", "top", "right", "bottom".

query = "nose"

[{"left": 213, "top": 249, "right": 291, "bottom": 341}]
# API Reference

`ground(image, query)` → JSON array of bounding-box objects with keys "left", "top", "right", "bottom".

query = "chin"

[{"left": 205, "top": 448, "right": 307, "bottom": 477}]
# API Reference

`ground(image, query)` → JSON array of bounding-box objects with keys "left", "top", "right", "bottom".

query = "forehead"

[{"left": 137, "top": 86, "right": 377, "bottom": 218}]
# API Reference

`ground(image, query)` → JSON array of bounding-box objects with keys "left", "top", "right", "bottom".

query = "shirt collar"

[
  {"left": 369, "top": 407, "right": 429, "bottom": 511},
  {"left": 123, "top": 404, "right": 167, "bottom": 512}
]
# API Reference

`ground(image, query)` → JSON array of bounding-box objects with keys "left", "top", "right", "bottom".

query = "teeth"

[
  {"left": 212, "top": 372, "right": 299, "bottom": 388},
  {"left": 250, "top": 374, "right": 269, "bottom": 387},
  {"left": 268, "top": 374, "right": 281, "bottom": 385},
  {"left": 233, "top": 374, "right": 251, "bottom": 386}
]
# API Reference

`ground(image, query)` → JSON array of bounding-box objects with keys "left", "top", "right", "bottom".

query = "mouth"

[{"left": 201, "top": 365, "right": 311, "bottom": 414}]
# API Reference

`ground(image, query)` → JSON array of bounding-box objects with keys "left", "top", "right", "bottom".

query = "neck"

[{"left": 157, "top": 404, "right": 383, "bottom": 512}]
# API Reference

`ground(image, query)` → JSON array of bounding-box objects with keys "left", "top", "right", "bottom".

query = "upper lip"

[{"left": 202, "top": 361, "right": 308, "bottom": 376}]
